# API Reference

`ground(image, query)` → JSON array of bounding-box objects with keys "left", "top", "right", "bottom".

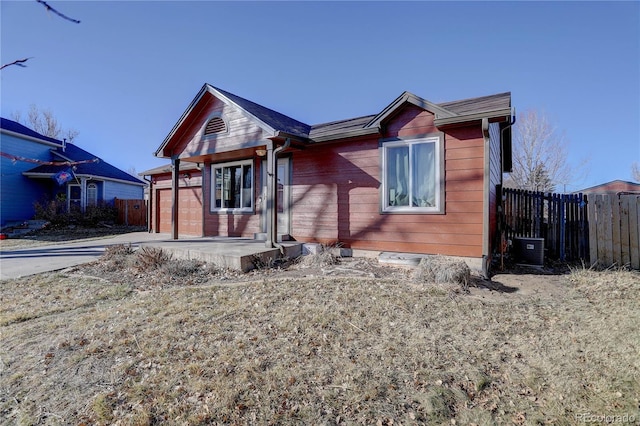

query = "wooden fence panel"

[
  {"left": 115, "top": 198, "right": 147, "bottom": 227},
  {"left": 502, "top": 188, "right": 588, "bottom": 262},
  {"left": 588, "top": 194, "right": 640, "bottom": 269},
  {"left": 620, "top": 196, "right": 631, "bottom": 267},
  {"left": 588, "top": 195, "right": 598, "bottom": 264},
  {"left": 629, "top": 195, "right": 640, "bottom": 270}
]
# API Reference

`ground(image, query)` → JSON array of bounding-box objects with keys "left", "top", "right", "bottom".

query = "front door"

[
  {"left": 276, "top": 158, "right": 291, "bottom": 237},
  {"left": 262, "top": 157, "right": 291, "bottom": 238}
]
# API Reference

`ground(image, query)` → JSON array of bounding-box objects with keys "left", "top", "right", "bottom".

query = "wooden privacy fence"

[
  {"left": 588, "top": 194, "right": 640, "bottom": 269},
  {"left": 115, "top": 198, "right": 147, "bottom": 227},
  {"left": 502, "top": 188, "right": 589, "bottom": 262}
]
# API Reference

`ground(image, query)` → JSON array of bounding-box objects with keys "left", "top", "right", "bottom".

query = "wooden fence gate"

[
  {"left": 588, "top": 194, "right": 640, "bottom": 269},
  {"left": 115, "top": 198, "right": 147, "bottom": 227},
  {"left": 502, "top": 188, "right": 589, "bottom": 262}
]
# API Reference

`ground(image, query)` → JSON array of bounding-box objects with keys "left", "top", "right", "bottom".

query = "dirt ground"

[
  {"left": 0, "top": 225, "right": 570, "bottom": 303},
  {"left": 2, "top": 227, "right": 638, "bottom": 425}
]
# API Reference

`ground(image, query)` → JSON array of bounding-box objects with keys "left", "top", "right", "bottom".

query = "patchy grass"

[{"left": 1, "top": 257, "right": 639, "bottom": 424}]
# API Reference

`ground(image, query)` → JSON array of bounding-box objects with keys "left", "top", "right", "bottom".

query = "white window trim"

[
  {"left": 87, "top": 182, "right": 98, "bottom": 206},
  {"left": 210, "top": 159, "right": 254, "bottom": 213},
  {"left": 381, "top": 135, "right": 444, "bottom": 214}
]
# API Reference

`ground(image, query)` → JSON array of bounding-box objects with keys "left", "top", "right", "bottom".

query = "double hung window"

[
  {"left": 382, "top": 136, "right": 443, "bottom": 213},
  {"left": 211, "top": 160, "right": 253, "bottom": 212}
]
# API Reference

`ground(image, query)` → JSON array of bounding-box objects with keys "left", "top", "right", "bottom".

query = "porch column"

[
  {"left": 264, "top": 140, "right": 277, "bottom": 248},
  {"left": 171, "top": 157, "right": 180, "bottom": 240},
  {"left": 80, "top": 177, "right": 87, "bottom": 212}
]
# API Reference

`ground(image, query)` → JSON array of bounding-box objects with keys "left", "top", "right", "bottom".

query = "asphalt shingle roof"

[
  {"left": 1, "top": 117, "right": 144, "bottom": 185},
  {"left": 211, "top": 85, "right": 311, "bottom": 139},
  {"left": 0, "top": 117, "right": 62, "bottom": 145}
]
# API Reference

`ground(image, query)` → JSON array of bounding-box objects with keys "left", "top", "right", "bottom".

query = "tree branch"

[
  {"left": 0, "top": 58, "right": 33, "bottom": 70},
  {"left": 36, "top": 0, "right": 81, "bottom": 24}
]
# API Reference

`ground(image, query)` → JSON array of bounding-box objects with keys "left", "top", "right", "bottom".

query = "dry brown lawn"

[{"left": 1, "top": 245, "right": 639, "bottom": 425}]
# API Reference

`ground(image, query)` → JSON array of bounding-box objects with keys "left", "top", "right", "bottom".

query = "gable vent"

[{"left": 204, "top": 116, "right": 227, "bottom": 135}]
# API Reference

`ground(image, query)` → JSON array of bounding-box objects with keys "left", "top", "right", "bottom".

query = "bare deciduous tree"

[
  {"left": 632, "top": 162, "right": 640, "bottom": 182},
  {"left": 12, "top": 105, "right": 79, "bottom": 143},
  {"left": 1, "top": 0, "right": 80, "bottom": 71},
  {"left": 504, "top": 109, "right": 586, "bottom": 193}
]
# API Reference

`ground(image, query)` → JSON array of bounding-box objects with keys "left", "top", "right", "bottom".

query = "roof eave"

[
  {"left": 434, "top": 108, "right": 513, "bottom": 127},
  {"left": 207, "top": 84, "right": 280, "bottom": 137},
  {"left": 1, "top": 128, "right": 62, "bottom": 147},
  {"left": 310, "top": 126, "right": 380, "bottom": 143},
  {"left": 365, "top": 92, "right": 458, "bottom": 129},
  {"left": 155, "top": 83, "right": 214, "bottom": 158},
  {"left": 155, "top": 83, "right": 284, "bottom": 158},
  {"left": 23, "top": 171, "right": 146, "bottom": 186}
]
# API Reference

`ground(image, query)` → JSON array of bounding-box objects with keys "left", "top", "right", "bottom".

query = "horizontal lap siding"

[{"left": 291, "top": 106, "right": 485, "bottom": 257}]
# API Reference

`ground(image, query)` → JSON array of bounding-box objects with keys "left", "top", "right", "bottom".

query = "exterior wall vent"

[{"left": 204, "top": 116, "right": 227, "bottom": 135}]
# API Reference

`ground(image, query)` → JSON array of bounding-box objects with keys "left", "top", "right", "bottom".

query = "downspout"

[
  {"left": 501, "top": 108, "right": 516, "bottom": 174},
  {"left": 266, "top": 137, "right": 291, "bottom": 253},
  {"left": 481, "top": 118, "right": 492, "bottom": 278},
  {"left": 171, "top": 157, "right": 180, "bottom": 240},
  {"left": 142, "top": 175, "right": 152, "bottom": 233}
]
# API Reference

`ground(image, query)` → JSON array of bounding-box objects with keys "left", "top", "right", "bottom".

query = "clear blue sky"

[{"left": 2, "top": 1, "right": 638, "bottom": 190}]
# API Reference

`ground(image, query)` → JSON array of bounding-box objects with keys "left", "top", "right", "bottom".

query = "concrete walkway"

[
  {"left": 0, "top": 233, "right": 303, "bottom": 280},
  {"left": 0, "top": 232, "right": 169, "bottom": 280}
]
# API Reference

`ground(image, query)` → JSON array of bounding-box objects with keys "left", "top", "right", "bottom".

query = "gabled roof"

[
  {"left": 26, "top": 143, "right": 145, "bottom": 185},
  {"left": 0, "top": 118, "right": 144, "bottom": 185},
  {"left": 365, "top": 91, "right": 459, "bottom": 129},
  {"left": 0, "top": 117, "right": 63, "bottom": 146},
  {"left": 156, "top": 84, "right": 311, "bottom": 157},
  {"left": 211, "top": 85, "right": 311, "bottom": 139},
  {"left": 156, "top": 85, "right": 513, "bottom": 153}
]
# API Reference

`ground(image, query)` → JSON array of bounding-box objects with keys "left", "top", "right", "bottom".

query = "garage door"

[{"left": 157, "top": 187, "right": 203, "bottom": 236}]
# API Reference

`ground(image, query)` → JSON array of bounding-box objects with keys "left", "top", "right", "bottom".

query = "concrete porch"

[{"left": 139, "top": 237, "right": 303, "bottom": 272}]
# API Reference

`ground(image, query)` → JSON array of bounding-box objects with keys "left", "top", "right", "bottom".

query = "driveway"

[{"left": 0, "top": 232, "right": 170, "bottom": 280}]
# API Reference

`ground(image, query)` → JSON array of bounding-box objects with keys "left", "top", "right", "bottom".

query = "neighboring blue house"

[{"left": 0, "top": 117, "right": 146, "bottom": 227}]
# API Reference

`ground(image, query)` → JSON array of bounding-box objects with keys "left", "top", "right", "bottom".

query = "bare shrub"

[
  {"left": 134, "top": 246, "right": 172, "bottom": 271},
  {"left": 413, "top": 255, "right": 471, "bottom": 292},
  {"left": 161, "top": 258, "right": 205, "bottom": 277},
  {"left": 297, "top": 243, "right": 340, "bottom": 268},
  {"left": 103, "top": 244, "right": 134, "bottom": 259}
]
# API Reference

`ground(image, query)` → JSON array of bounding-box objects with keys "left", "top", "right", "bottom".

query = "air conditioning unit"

[{"left": 514, "top": 237, "right": 545, "bottom": 266}]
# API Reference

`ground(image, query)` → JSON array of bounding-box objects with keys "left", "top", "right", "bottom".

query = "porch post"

[
  {"left": 171, "top": 157, "right": 180, "bottom": 240},
  {"left": 265, "top": 140, "right": 277, "bottom": 248},
  {"left": 80, "top": 177, "right": 87, "bottom": 213}
]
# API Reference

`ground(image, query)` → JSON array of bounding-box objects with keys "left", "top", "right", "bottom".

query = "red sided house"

[{"left": 144, "top": 84, "right": 514, "bottom": 275}]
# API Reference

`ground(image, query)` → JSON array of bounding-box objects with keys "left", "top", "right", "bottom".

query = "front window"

[
  {"left": 382, "top": 136, "right": 443, "bottom": 213},
  {"left": 211, "top": 160, "right": 253, "bottom": 212}
]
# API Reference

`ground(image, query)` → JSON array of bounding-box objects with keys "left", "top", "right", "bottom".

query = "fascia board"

[
  {"left": 155, "top": 83, "right": 211, "bottom": 157},
  {"left": 1, "top": 129, "right": 62, "bottom": 147},
  {"left": 310, "top": 127, "right": 380, "bottom": 143},
  {"left": 155, "top": 84, "right": 281, "bottom": 158},
  {"left": 434, "top": 108, "right": 513, "bottom": 127},
  {"left": 23, "top": 171, "right": 145, "bottom": 186},
  {"left": 207, "top": 85, "right": 278, "bottom": 137},
  {"left": 365, "top": 92, "right": 458, "bottom": 129}
]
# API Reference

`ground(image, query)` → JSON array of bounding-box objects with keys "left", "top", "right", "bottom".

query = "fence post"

[{"left": 559, "top": 194, "right": 566, "bottom": 262}]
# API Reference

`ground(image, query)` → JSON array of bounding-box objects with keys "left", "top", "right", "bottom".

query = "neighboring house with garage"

[
  {"left": 0, "top": 117, "right": 146, "bottom": 228},
  {"left": 142, "top": 84, "right": 514, "bottom": 275}
]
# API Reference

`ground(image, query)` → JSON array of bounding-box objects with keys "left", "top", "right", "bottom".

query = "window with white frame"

[
  {"left": 211, "top": 160, "right": 253, "bottom": 212},
  {"left": 381, "top": 136, "right": 444, "bottom": 213},
  {"left": 87, "top": 183, "right": 98, "bottom": 206}
]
